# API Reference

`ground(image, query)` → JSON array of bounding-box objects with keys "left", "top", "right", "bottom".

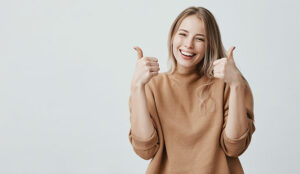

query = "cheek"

[
  {"left": 196, "top": 43, "right": 206, "bottom": 54},
  {"left": 172, "top": 36, "right": 182, "bottom": 48},
  {"left": 172, "top": 39, "right": 180, "bottom": 54},
  {"left": 197, "top": 42, "right": 205, "bottom": 48},
  {"left": 172, "top": 43, "right": 176, "bottom": 55}
]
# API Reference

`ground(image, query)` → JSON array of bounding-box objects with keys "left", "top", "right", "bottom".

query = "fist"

[
  {"left": 131, "top": 46, "right": 160, "bottom": 88},
  {"left": 212, "top": 46, "right": 243, "bottom": 86}
]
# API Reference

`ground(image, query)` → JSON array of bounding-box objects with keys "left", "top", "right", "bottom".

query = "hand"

[
  {"left": 131, "top": 46, "right": 160, "bottom": 88},
  {"left": 212, "top": 46, "right": 243, "bottom": 86}
]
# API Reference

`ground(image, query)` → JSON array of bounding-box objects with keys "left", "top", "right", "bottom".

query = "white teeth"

[{"left": 180, "top": 50, "right": 195, "bottom": 56}]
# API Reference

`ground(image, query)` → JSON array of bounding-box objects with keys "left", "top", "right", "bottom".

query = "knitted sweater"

[{"left": 128, "top": 69, "right": 255, "bottom": 174}]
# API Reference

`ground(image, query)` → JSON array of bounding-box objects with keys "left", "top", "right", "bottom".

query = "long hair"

[{"left": 167, "top": 6, "right": 227, "bottom": 110}]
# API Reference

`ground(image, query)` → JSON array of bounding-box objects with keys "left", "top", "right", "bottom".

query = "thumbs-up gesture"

[
  {"left": 131, "top": 46, "right": 160, "bottom": 88},
  {"left": 212, "top": 46, "right": 244, "bottom": 86}
]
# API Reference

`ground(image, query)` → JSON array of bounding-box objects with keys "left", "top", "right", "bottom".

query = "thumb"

[
  {"left": 133, "top": 46, "right": 143, "bottom": 59},
  {"left": 227, "top": 46, "right": 236, "bottom": 60}
]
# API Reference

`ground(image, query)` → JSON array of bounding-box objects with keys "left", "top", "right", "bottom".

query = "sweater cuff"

[
  {"left": 223, "top": 128, "right": 249, "bottom": 143},
  {"left": 129, "top": 129, "right": 158, "bottom": 150}
]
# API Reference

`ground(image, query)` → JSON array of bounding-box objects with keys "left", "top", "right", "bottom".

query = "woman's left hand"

[{"left": 212, "top": 46, "right": 244, "bottom": 86}]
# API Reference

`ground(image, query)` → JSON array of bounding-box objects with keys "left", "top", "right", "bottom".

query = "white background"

[{"left": 0, "top": 0, "right": 299, "bottom": 173}]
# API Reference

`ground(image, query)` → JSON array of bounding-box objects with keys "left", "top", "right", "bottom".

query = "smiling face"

[{"left": 172, "top": 15, "right": 206, "bottom": 73}]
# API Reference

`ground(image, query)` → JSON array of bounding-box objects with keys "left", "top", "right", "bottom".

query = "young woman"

[{"left": 128, "top": 6, "right": 255, "bottom": 174}]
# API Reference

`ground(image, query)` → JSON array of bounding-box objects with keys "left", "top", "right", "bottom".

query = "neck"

[
  {"left": 175, "top": 65, "right": 197, "bottom": 76},
  {"left": 169, "top": 65, "right": 202, "bottom": 85}
]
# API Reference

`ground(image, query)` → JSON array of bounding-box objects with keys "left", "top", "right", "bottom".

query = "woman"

[{"left": 128, "top": 6, "right": 255, "bottom": 174}]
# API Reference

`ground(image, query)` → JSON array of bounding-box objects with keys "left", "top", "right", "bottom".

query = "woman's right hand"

[{"left": 131, "top": 46, "right": 160, "bottom": 89}]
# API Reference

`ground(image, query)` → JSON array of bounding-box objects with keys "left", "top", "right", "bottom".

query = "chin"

[
  {"left": 176, "top": 59, "right": 194, "bottom": 68},
  {"left": 176, "top": 56, "right": 198, "bottom": 66}
]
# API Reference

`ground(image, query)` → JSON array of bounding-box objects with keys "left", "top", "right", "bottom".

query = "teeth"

[{"left": 180, "top": 50, "right": 195, "bottom": 56}]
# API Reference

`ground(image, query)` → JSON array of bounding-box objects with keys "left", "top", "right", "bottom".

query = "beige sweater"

[{"left": 128, "top": 69, "right": 255, "bottom": 174}]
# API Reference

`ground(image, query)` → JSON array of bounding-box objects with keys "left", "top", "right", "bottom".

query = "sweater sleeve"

[
  {"left": 220, "top": 79, "right": 256, "bottom": 157},
  {"left": 128, "top": 83, "right": 160, "bottom": 160}
]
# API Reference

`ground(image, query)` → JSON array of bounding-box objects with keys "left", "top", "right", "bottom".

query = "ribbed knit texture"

[{"left": 128, "top": 69, "right": 255, "bottom": 174}]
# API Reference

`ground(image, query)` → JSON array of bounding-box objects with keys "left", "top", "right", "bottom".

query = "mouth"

[{"left": 179, "top": 49, "right": 196, "bottom": 60}]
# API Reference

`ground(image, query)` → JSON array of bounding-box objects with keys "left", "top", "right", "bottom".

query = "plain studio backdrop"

[{"left": 0, "top": 0, "right": 299, "bottom": 173}]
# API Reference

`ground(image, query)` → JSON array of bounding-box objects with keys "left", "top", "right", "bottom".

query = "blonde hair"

[{"left": 167, "top": 6, "right": 227, "bottom": 110}]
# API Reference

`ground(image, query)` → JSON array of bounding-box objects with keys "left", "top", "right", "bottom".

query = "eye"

[
  {"left": 196, "top": 38, "right": 204, "bottom": 41},
  {"left": 179, "top": 33, "right": 186, "bottom": 36}
]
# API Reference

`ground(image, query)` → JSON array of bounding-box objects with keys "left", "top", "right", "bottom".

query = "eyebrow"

[{"left": 179, "top": 29, "right": 205, "bottom": 37}]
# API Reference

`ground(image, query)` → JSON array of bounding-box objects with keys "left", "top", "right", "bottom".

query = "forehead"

[{"left": 178, "top": 15, "right": 205, "bottom": 34}]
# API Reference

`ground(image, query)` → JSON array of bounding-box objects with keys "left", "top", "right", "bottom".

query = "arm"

[
  {"left": 130, "top": 84, "right": 155, "bottom": 140},
  {"left": 220, "top": 78, "right": 255, "bottom": 157},
  {"left": 128, "top": 83, "right": 159, "bottom": 160},
  {"left": 212, "top": 46, "right": 255, "bottom": 157},
  {"left": 225, "top": 80, "right": 248, "bottom": 139},
  {"left": 128, "top": 46, "right": 160, "bottom": 160}
]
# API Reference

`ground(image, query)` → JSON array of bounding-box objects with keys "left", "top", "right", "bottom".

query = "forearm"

[
  {"left": 225, "top": 83, "right": 249, "bottom": 139},
  {"left": 130, "top": 85, "right": 155, "bottom": 139}
]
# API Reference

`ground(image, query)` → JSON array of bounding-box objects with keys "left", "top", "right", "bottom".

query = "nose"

[{"left": 184, "top": 37, "right": 193, "bottom": 49}]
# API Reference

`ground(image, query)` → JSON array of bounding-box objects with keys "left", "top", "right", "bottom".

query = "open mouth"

[{"left": 179, "top": 49, "right": 196, "bottom": 59}]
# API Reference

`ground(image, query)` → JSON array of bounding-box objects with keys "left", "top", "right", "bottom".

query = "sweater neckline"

[{"left": 168, "top": 66, "right": 202, "bottom": 85}]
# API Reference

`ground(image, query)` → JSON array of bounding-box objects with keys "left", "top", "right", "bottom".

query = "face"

[{"left": 172, "top": 15, "right": 206, "bottom": 72}]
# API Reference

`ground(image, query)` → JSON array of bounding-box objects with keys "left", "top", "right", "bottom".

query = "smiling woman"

[
  {"left": 128, "top": 6, "right": 255, "bottom": 174},
  {"left": 172, "top": 15, "right": 206, "bottom": 72}
]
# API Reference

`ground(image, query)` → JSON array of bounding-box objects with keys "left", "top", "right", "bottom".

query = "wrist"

[
  {"left": 131, "top": 82, "right": 145, "bottom": 91},
  {"left": 229, "top": 80, "right": 246, "bottom": 90},
  {"left": 229, "top": 74, "right": 245, "bottom": 87}
]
